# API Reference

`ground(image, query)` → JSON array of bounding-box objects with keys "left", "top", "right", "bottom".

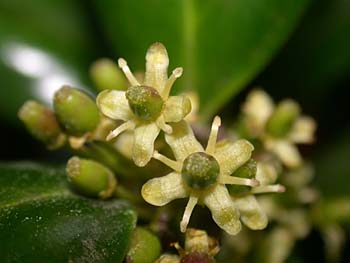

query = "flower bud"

[
  {"left": 126, "top": 227, "right": 161, "bottom": 263},
  {"left": 227, "top": 159, "right": 257, "bottom": 195},
  {"left": 126, "top": 85, "right": 164, "bottom": 121},
  {"left": 66, "top": 156, "right": 117, "bottom": 199},
  {"left": 54, "top": 86, "right": 100, "bottom": 136},
  {"left": 266, "top": 99, "right": 300, "bottom": 137},
  {"left": 90, "top": 58, "right": 127, "bottom": 91},
  {"left": 18, "top": 100, "right": 66, "bottom": 149}
]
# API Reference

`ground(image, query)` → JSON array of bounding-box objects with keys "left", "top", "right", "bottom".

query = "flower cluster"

[
  {"left": 95, "top": 43, "right": 286, "bottom": 235},
  {"left": 240, "top": 89, "right": 316, "bottom": 168},
  {"left": 17, "top": 41, "right": 322, "bottom": 262},
  {"left": 19, "top": 43, "right": 288, "bottom": 237}
]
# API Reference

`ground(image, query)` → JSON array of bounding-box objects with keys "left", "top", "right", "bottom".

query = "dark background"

[{"left": 0, "top": 0, "right": 349, "bottom": 262}]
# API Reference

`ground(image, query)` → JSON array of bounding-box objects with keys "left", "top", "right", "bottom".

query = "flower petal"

[
  {"left": 96, "top": 90, "right": 132, "bottom": 121},
  {"left": 165, "top": 121, "right": 204, "bottom": 162},
  {"left": 145, "top": 42, "right": 169, "bottom": 93},
  {"left": 203, "top": 185, "right": 241, "bottom": 235},
  {"left": 265, "top": 139, "right": 302, "bottom": 168},
  {"left": 214, "top": 139, "right": 254, "bottom": 177},
  {"left": 262, "top": 227, "right": 294, "bottom": 263},
  {"left": 256, "top": 161, "right": 280, "bottom": 186},
  {"left": 232, "top": 195, "right": 268, "bottom": 230},
  {"left": 133, "top": 122, "right": 160, "bottom": 167},
  {"left": 288, "top": 116, "right": 316, "bottom": 144},
  {"left": 141, "top": 172, "right": 187, "bottom": 206},
  {"left": 242, "top": 89, "right": 274, "bottom": 134},
  {"left": 163, "top": 95, "right": 191, "bottom": 123}
]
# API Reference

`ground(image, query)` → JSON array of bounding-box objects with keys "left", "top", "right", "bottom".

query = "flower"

[
  {"left": 141, "top": 116, "right": 260, "bottom": 235},
  {"left": 241, "top": 89, "right": 316, "bottom": 168},
  {"left": 155, "top": 228, "right": 219, "bottom": 263},
  {"left": 228, "top": 158, "right": 285, "bottom": 230},
  {"left": 97, "top": 42, "right": 191, "bottom": 167}
]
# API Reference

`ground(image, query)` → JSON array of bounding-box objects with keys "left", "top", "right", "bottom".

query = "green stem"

[
  {"left": 115, "top": 185, "right": 143, "bottom": 204},
  {"left": 71, "top": 140, "right": 141, "bottom": 179}
]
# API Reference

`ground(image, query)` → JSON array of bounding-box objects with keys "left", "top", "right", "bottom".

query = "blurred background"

[{"left": 0, "top": 0, "right": 349, "bottom": 262}]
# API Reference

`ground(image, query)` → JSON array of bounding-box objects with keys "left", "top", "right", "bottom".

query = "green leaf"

[
  {"left": 314, "top": 130, "right": 350, "bottom": 198},
  {"left": 0, "top": 162, "right": 137, "bottom": 263},
  {"left": 94, "top": 0, "right": 310, "bottom": 119},
  {"left": 0, "top": 0, "right": 97, "bottom": 125},
  {"left": 259, "top": 0, "right": 350, "bottom": 101}
]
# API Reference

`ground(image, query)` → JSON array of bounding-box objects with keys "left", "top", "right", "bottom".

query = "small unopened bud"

[
  {"left": 228, "top": 159, "right": 257, "bottom": 195},
  {"left": 126, "top": 85, "right": 164, "bottom": 121},
  {"left": 54, "top": 86, "right": 100, "bottom": 136},
  {"left": 126, "top": 227, "right": 161, "bottom": 263},
  {"left": 266, "top": 99, "right": 300, "bottom": 137},
  {"left": 18, "top": 101, "right": 66, "bottom": 149},
  {"left": 66, "top": 156, "right": 117, "bottom": 199},
  {"left": 90, "top": 58, "right": 128, "bottom": 91}
]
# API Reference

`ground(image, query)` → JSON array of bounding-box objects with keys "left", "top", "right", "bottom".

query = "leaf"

[
  {"left": 0, "top": 162, "right": 137, "bottom": 263},
  {"left": 0, "top": 0, "right": 97, "bottom": 125},
  {"left": 258, "top": 0, "right": 350, "bottom": 102},
  {"left": 94, "top": 0, "right": 310, "bottom": 119},
  {"left": 314, "top": 131, "right": 350, "bottom": 198}
]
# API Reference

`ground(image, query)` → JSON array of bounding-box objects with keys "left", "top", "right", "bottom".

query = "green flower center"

[
  {"left": 126, "top": 85, "right": 164, "bottom": 121},
  {"left": 182, "top": 152, "right": 220, "bottom": 190}
]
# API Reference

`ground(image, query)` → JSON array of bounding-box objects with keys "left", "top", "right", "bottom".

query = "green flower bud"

[
  {"left": 227, "top": 159, "right": 257, "bottom": 195},
  {"left": 126, "top": 85, "right": 164, "bottom": 121},
  {"left": 18, "top": 101, "right": 66, "bottom": 149},
  {"left": 126, "top": 227, "right": 161, "bottom": 263},
  {"left": 90, "top": 58, "right": 127, "bottom": 91},
  {"left": 66, "top": 156, "right": 117, "bottom": 199},
  {"left": 266, "top": 99, "right": 300, "bottom": 137},
  {"left": 182, "top": 152, "right": 220, "bottom": 190},
  {"left": 54, "top": 86, "right": 100, "bottom": 136}
]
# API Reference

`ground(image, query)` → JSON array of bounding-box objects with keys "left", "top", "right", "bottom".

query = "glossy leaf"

[
  {"left": 259, "top": 0, "right": 350, "bottom": 102},
  {"left": 0, "top": 0, "right": 97, "bottom": 125},
  {"left": 0, "top": 162, "right": 137, "bottom": 263},
  {"left": 94, "top": 0, "right": 310, "bottom": 119},
  {"left": 314, "top": 131, "right": 350, "bottom": 198}
]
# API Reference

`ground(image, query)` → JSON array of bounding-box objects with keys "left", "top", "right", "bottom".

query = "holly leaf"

[
  {"left": 0, "top": 0, "right": 97, "bottom": 125},
  {"left": 0, "top": 162, "right": 137, "bottom": 263},
  {"left": 94, "top": 0, "right": 310, "bottom": 119}
]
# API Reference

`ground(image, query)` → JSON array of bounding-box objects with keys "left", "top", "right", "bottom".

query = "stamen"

[
  {"left": 153, "top": 151, "right": 182, "bottom": 172},
  {"left": 106, "top": 121, "right": 135, "bottom": 141},
  {"left": 161, "top": 67, "right": 183, "bottom": 99},
  {"left": 206, "top": 116, "right": 221, "bottom": 155},
  {"left": 118, "top": 58, "right": 140, "bottom": 86},
  {"left": 251, "top": 184, "right": 285, "bottom": 194},
  {"left": 156, "top": 116, "right": 173, "bottom": 134},
  {"left": 219, "top": 176, "right": 260, "bottom": 187},
  {"left": 180, "top": 195, "right": 198, "bottom": 233}
]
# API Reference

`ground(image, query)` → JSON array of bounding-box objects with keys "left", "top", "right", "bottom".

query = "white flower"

[
  {"left": 242, "top": 89, "right": 316, "bottom": 168},
  {"left": 141, "top": 116, "right": 259, "bottom": 235},
  {"left": 97, "top": 42, "right": 191, "bottom": 166}
]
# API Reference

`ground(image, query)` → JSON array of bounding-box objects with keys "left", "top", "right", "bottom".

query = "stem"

[{"left": 73, "top": 140, "right": 141, "bottom": 179}]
